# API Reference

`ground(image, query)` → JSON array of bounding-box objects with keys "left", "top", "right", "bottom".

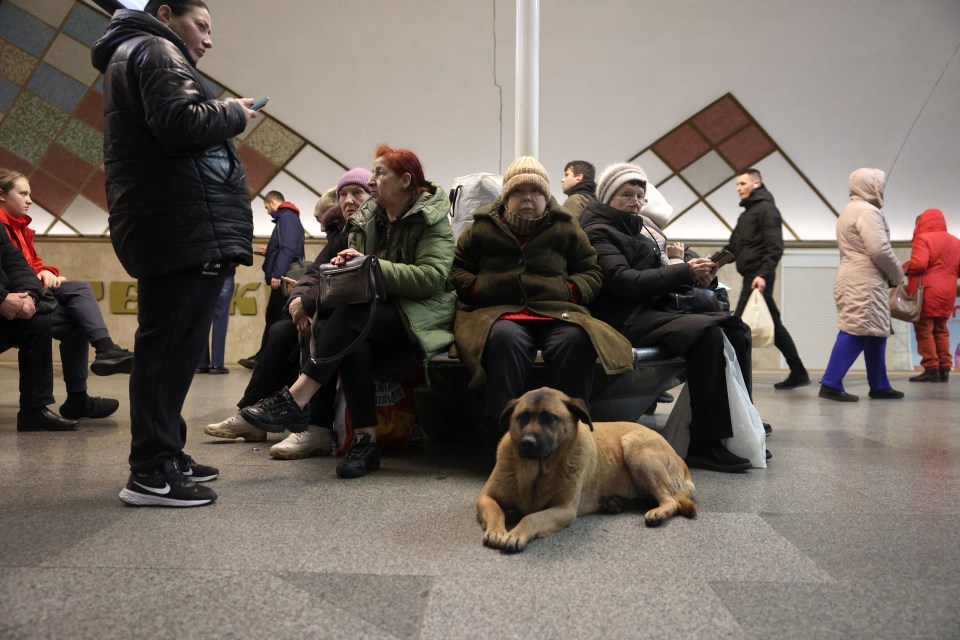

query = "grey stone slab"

[
  {"left": 420, "top": 573, "right": 746, "bottom": 640},
  {"left": 713, "top": 579, "right": 960, "bottom": 640},
  {"left": 764, "top": 512, "right": 960, "bottom": 584}
]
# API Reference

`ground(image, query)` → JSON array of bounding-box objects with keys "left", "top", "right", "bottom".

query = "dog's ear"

[
  {"left": 564, "top": 397, "right": 593, "bottom": 431},
  {"left": 499, "top": 398, "right": 520, "bottom": 432}
]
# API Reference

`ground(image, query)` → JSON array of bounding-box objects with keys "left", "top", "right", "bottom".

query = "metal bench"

[{"left": 413, "top": 347, "right": 685, "bottom": 441}]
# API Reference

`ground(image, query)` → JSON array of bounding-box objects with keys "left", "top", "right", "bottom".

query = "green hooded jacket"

[{"left": 345, "top": 182, "right": 456, "bottom": 358}]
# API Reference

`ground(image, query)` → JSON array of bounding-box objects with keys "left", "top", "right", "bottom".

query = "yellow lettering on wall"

[
  {"left": 109, "top": 282, "right": 139, "bottom": 314},
  {"left": 89, "top": 282, "right": 104, "bottom": 300},
  {"left": 232, "top": 282, "right": 261, "bottom": 315}
]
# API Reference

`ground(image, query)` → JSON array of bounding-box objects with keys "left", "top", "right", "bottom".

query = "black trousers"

[
  {"left": 239, "top": 318, "right": 336, "bottom": 428},
  {"left": 128, "top": 268, "right": 229, "bottom": 472},
  {"left": 256, "top": 286, "right": 288, "bottom": 356},
  {"left": 0, "top": 313, "right": 55, "bottom": 412},
  {"left": 301, "top": 301, "right": 411, "bottom": 429},
  {"left": 49, "top": 280, "right": 111, "bottom": 394},
  {"left": 734, "top": 271, "right": 805, "bottom": 373},
  {"left": 481, "top": 320, "right": 598, "bottom": 421}
]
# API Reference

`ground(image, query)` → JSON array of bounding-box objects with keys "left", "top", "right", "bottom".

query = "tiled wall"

[{"left": 0, "top": 0, "right": 347, "bottom": 239}]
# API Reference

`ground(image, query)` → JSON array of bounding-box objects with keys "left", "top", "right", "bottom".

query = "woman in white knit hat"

[
  {"left": 580, "top": 162, "right": 759, "bottom": 473},
  {"left": 451, "top": 156, "right": 633, "bottom": 449}
]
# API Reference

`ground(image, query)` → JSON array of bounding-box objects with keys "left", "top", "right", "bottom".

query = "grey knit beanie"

[{"left": 596, "top": 162, "right": 647, "bottom": 205}]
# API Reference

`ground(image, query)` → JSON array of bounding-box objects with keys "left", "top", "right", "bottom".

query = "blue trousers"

[
  {"left": 199, "top": 274, "right": 233, "bottom": 368},
  {"left": 821, "top": 331, "right": 892, "bottom": 392},
  {"left": 50, "top": 280, "right": 111, "bottom": 394}
]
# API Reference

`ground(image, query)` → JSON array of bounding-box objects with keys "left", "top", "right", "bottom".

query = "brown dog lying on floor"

[{"left": 477, "top": 387, "right": 696, "bottom": 552}]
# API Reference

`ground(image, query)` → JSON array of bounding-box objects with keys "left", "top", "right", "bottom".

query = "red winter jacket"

[
  {"left": 0, "top": 208, "right": 60, "bottom": 277},
  {"left": 903, "top": 209, "right": 960, "bottom": 318}
]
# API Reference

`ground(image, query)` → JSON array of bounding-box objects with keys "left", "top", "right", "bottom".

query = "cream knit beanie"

[
  {"left": 596, "top": 162, "right": 647, "bottom": 205},
  {"left": 501, "top": 156, "right": 551, "bottom": 200}
]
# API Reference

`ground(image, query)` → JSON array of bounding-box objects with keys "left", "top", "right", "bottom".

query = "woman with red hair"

[{"left": 241, "top": 145, "right": 456, "bottom": 478}]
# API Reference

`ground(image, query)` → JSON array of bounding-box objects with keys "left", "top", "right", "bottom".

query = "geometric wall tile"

[
  {"left": 28, "top": 62, "right": 87, "bottom": 112},
  {"left": 44, "top": 33, "right": 99, "bottom": 86},
  {"left": 73, "top": 90, "right": 104, "bottom": 132},
  {"left": 244, "top": 117, "right": 305, "bottom": 166},
  {"left": 0, "top": 3, "right": 56, "bottom": 57},
  {"left": 0, "top": 39, "right": 38, "bottom": 85},
  {"left": 57, "top": 119, "right": 103, "bottom": 165},
  {"left": 633, "top": 149, "right": 672, "bottom": 185},
  {"left": 8, "top": 0, "right": 74, "bottom": 28},
  {"left": 250, "top": 194, "right": 272, "bottom": 237},
  {"left": 753, "top": 152, "right": 835, "bottom": 241},
  {"left": 81, "top": 168, "right": 108, "bottom": 212},
  {"left": 45, "top": 218, "right": 79, "bottom": 236},
  {"left": 60, "top": 194, "right": 108, "bottom": 235},
  {"left": 655, "top": 175, "right": 699, "bottom": 214},
  {"left": 9, "top": 91, "right": 69, "bottom": 139},
  {"left": 662, "top": 202, "right": 733, "bottom": 240},
  {"left": 705, "top": 176, "right": 743, "bottom": 230},
  {"left": 716, "top": 124, "right": 775, "bottom": 173},
  {"left": 28, "top": 169, "right": 75, "bottom": 215},
  {"left": 237, "top": 144, "right": 278, "bottom": 195},
  {"left": 61, "top": 3, "right": 110, "bottom": 48},
  {"left": 0, "top": 118, "right": 50, "bottom": 164},
  {"left": 652, "top": 123, "right": 710, "bottom": 172},
  {"left": 39, "top": 143, "right": 95, "bottom": 190},
  {"left": 0, "top": 77, "right": 19, "bottom": 112},
  {"left": 680, "top": 150, "right": 734, "bottom": 195},
  {"left": 0, "top": 144, "right": 35, "bottom": 176},
  {"left": 22, "top": 201, "right": 56, "bottom": 234},
  {"left": 691, "top": 94, "right": 749, "bottom": 144}
]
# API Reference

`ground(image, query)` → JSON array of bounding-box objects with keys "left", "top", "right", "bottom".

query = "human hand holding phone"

[{"left": 709, "top": 249, "right": 735, "bottom": 268}]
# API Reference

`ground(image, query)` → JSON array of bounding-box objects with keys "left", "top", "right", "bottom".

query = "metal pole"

[{"left": 515, "top": 0, "right": 539, "bottom": 158}]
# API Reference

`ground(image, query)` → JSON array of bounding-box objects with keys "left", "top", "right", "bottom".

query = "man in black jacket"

[
  {"left": 92, "top": 0, "right": 257, "bottom": 507},
  {"left": 724, "top": 169, "right": 809, "bottom": 389},
  {"left": 0, "top": 226, "right": 77, "bottom": 431}
]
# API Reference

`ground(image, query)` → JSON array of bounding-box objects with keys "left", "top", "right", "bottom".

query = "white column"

[{"left": 515, "top": 0, "right": 539, "bottom": 159}]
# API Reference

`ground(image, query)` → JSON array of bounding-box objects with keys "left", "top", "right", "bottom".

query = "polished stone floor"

[{"left": 1, "top": 363, "right": 959, "bottom": 639}]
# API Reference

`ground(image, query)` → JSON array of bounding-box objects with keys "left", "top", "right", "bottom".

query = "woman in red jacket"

[{"left": 903, "top": 208, "right": 960, "bottom": 382}]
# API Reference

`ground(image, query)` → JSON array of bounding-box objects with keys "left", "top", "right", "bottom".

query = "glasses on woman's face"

[{"left": 617, "top": 194, "right": 647, "bottom": 205}]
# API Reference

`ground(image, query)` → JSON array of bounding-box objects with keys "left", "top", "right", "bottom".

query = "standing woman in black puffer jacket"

[{"left": 92, "top": 0, "right": 259, "bottom": 508}]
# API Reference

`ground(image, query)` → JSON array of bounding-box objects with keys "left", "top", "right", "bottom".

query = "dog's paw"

[
  {"left": 483, "top": 530, "right": 526, "bottom": 553},
  {"left": 643, "top": 512, "right": 666, "bottom": 527}
]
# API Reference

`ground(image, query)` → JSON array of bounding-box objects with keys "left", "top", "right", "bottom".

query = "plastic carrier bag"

[
  {"left": 333, "top": 380, "right": 425, "bottom": 454},
  {"left": 741, "top": 288, "right": 774, "bottom": 348},
  {"left": 448, "top": 173, "right": 502, "bottom": 239}
]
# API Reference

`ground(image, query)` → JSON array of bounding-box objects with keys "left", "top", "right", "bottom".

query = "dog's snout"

[{"left": 520, "top": 435, "right": 538, "bottom": 452}]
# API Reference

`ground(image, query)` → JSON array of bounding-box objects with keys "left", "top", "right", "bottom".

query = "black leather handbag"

[
  {"left": 654, "top": 285, "right": 720, "bottom": 314},
  {"left": 312, "top": 255, "right": 386, "bottom": 364}
]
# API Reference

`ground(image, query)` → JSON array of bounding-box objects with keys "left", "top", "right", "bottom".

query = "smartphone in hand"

[
  {"left": 709, "top": 249, "right": 735, "bottom": 267},
  {"left": 250, "top": 96, "right": 269, "bottom": 111}
]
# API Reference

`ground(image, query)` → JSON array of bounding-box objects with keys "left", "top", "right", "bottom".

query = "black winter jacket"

[
  {"left": 579, "top": 200, "right": 693, "bottom": 329},
  {"left": 723, "top": 185, "right": 784, "bottom": 279},
  {"left": 91, "top": 10, "right": 253, "bottom": 279},
  {"left": 0, "top": 225, "right": 40, "bottom": 305}
]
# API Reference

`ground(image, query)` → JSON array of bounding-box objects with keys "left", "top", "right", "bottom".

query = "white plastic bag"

[
  {"left": 721, "top": 335, "right": 767, "bottom": 468},
  {"left": 740, "top": 288, "right": 774, "bottom": 348}
]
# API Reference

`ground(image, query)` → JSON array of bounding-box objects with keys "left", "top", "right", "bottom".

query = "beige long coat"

[{"left": 834, "top": 168, "right": 904, "bottom": 337}]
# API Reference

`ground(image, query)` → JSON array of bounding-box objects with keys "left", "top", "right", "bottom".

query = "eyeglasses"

[{"left": 617, "top": 194, "right": 647, "bottom": 205}]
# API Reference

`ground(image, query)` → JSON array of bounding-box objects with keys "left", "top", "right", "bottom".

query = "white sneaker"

[
  {"left": 269, "top": 425, "right": 333, "bottom": 460},
  {"left": 203, "top": 413, "right": 267, "bottom": 442}
]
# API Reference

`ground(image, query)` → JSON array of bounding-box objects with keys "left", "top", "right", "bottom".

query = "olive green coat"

[
  {"left": 345, "top": 182, "right": 456, "bottom": 358},
  {"left": 451, "top": 196, "right": 633, "bottom": 388}
]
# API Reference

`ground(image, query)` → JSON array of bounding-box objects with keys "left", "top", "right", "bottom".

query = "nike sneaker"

[
  {"left": 178, "top": 453, "right": 219, "bottom": 482},
  {"left": 119, "top": 458, "right": 217, "bottom": 507}
]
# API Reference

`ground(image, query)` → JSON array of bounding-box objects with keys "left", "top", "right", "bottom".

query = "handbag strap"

[{"left": 309, "top": 266, "right": 380, "bottom": 365}]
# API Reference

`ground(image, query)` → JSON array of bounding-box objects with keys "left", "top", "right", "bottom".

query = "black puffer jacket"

[
  {"left": 723, "top": 185, "right": 784, "bottom": 279},
  {"left": 1, "top": 225, "right": 40, "bottom": 305},
  {"left": 91, "top": 10, "right": 252, "bottom": 279}
]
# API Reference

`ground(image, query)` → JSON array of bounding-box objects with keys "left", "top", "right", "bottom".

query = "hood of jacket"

[
  {"left": 92, "top": 9, "right": 196, "bottom": 72},
  {"left": 568, "top": 179, "right": 597, "bottom": 198},
  {"left": 740, "top": 184, "right": 776, "bottom": 209},
  {"left": 271, "top": 202, "right": 301, "bottom": 221},
  {"left": 848, "top": 168, "right": 885, "bottom": 209},
  {"left": 913, "top": 208, "right": 947, "bottom": 237},
  {"left": 349, "top": 181, "right": 450, "bottom": 232}
]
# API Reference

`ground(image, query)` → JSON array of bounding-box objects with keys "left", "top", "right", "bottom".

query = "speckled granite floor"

[{"left": 1, "top": 363, "right": 958, "bottom": 639}]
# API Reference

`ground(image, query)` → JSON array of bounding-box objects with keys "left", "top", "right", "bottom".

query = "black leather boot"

[
  {"left": 941, "top": 368, "right": 951, "bottom": 382},
  {"left": 909, "top": 368, "right": 942, "bottom": 383}
]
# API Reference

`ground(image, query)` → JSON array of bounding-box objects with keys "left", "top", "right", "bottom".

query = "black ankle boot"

[
  {"left": 909, "top": 368, "right": 942, "bottom": 383},
  {"left": 941, "top": 368, "right": 951, "bottom": 382}
]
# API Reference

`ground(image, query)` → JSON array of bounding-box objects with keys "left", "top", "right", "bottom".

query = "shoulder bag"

[
  {"left": 889, "top": 276, "right": 923, "bottom": 323},
  {"left": 311, "top": 255, "right": 386, "bottom": 364},
  {"left": 653, "top": 285, "right": 720, "bottom": 314}
]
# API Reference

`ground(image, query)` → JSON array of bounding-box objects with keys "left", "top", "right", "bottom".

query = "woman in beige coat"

[{"left": 820, "top": 168, "right": 905, "bottom": 402}]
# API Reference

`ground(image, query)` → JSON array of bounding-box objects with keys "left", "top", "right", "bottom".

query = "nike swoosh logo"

[
  {"left": 133, "top": 481, "right": 172, "bottom": 495},
  {"left": 182, "top": 468, "right": 193, "bottom": 477}
]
